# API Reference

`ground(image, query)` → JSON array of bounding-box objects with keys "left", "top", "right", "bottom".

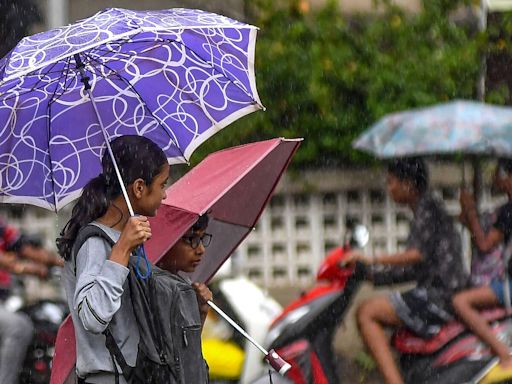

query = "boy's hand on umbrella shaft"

[
  {"left": 192, "top": 283, "right": 213, "bottom": 320},
  {"left": 112, "top": 216, "right": 151, "bottom": 266}
]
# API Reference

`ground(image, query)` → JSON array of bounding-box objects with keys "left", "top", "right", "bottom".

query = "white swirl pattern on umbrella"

[{"left": 0, "top": 8, "right": 262, "bottom": 211}]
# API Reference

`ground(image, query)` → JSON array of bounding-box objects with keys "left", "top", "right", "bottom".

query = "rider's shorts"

[
  {"left": 490, "top": 278, "right": 512, "bottom": 306},
  {"left": 390, "top": 288, "right": 453, "bottom": 339}
]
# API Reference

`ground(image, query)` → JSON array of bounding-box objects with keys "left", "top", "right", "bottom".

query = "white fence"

[
  {"left": 0, "top": 163, "right": 505, "bottom": 288},
  {"left": 234, "top": 163, "right": 505, "bottom": 288}
]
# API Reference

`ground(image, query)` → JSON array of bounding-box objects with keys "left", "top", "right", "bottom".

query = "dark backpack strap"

[
  {"left": 72, "top": 225, "right": 129, "bottom": 381},
  {"left": 71, "top": 224, "right": 116, "bottom": 275},
  {"left": 147, "top": 277, "right": 170, "bottom": 364},
  {"left": 103, "top": 327, "right": 133, "bottom": 383}
]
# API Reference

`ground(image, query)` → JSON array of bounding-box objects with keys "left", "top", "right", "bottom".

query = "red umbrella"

[
  {"left": 146, "top": 137, "right": 301, "bottom": 282},
  {"left": 50, "top": 138, "right": 301, "bottom": 383}
]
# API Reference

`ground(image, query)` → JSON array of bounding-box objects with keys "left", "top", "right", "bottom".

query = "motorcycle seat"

[{"left": 392, "top": 307, "right": 509, "bottom": 355}]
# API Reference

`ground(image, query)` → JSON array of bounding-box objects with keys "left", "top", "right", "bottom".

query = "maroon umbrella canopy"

[
  {"left": 145, "top": 137, "right": 301, "bottom": 283},
  {"left": 50, "top": 138, "right": 300, "bottom": 384}
]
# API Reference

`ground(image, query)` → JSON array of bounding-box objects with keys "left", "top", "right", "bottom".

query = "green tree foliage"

[{"left": 195, "top": 0, "right": 487, "bottom": 168}]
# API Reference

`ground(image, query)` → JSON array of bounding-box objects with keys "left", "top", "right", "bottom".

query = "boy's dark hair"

[
  {"left": 387, "top": 157, "right": 429, "bottom": 194},
  {"left": 497, "top": 158, "right": 512, "bottom": 174},
  {"left": 56, "top": 135, "right": 167, "bottom": 260},
  {"left": 192, "top": 214, "right": 209, "bottom": 232}
]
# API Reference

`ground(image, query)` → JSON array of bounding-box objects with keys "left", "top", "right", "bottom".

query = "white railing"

[
  {"left": 235, "top": 164, "right": 505, "bottom": 288},
  {"left": 0, "top": 163, "right": 504, "bottom": 288}
]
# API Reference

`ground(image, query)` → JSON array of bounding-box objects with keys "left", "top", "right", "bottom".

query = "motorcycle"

[
  {"left": 4, "top": 268, "right": 68, "bottom": 384},
  {"left": 205, "top": 275, "right": 283, "bottom": 383},
  {"left": 251, "top": 225, "right": 512, "bottom": 384}
]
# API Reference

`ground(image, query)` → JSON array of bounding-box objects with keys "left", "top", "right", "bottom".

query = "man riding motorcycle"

[{"left": 345, "top": 158, "right": 468, "bottom": 384}]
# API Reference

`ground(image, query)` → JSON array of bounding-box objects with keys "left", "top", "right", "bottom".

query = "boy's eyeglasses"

[{"left": 181, "top": 233, "right": 212, "bottom": 249}]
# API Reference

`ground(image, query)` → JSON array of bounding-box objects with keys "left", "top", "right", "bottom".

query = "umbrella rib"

[
  {"left": 2, "top": 35, "right": 258, "bottom": 105},
  {"left": 24, "top": 60, "right": 60, "bottom": 93},
  {"left": 4, "top": 67, "right": 74, "bottom": 77},
  {"left": 89, "top": 35, "right": 259, "bottom": 103},
  {"left": 45, "top": 93, "right": 58, "bottom": 212},
  {"left": 46, "top": 56, "right": 74, "bottom": 212},
  {"left": 81, "top": 51, "right": 186, "bottom": 160},
  {"left": 171, "top": 40, "right": 255, "bottom": 102},
  {"left": 169, "top": 37, "right": 259, "bottom": 103},
  {"left": 1, "top": 24, "right": 258, "bottom": 83},
  {"left": 0, "top": 45, "right": 137, "bottom": 102},
  {"left": 47, "top": 56, "right": 74, "bottom": 104},
  {"left": 0, "top": 61, "right": 65, "bottom": 102},
  {"left": 86, "top": 39, "right": 259, "bottom": 155}
]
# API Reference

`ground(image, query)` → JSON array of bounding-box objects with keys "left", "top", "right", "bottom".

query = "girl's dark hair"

[
  {"left": 192, "top": 214, "right": 209, "bottom": 232},
  {"left": 387, "top": 157, "right": 429, "bottom": 194},
  {"left": 57, "top": 135, "right": 167, "bottom": 260}
]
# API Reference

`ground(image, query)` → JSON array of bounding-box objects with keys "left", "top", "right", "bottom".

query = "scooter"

[
  {"left": 251, "top": 225, "right": 512, "bottom": 384},
  {"left": 206, "top": 275, "right": 283, "bottom": 383}
]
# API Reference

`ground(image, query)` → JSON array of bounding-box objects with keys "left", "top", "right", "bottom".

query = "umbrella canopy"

[
  {"left": 353, "top": 100, "right": 512, "bottom": 158},
  {"left": 49, "top": 137, "right": 300, "bottom": 383},
  {"left": 145, "top": 137, "right": 302, "bottom": 283},
  {"left": 0, "top": 7, "right": 263, "bottom": 211}
]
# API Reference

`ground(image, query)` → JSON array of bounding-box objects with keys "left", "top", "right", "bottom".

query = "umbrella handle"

[
  {"left": 135, "top": 245, "right": 152, "bottom": 280},
  {"left": 206, "top": 300, "right": 291, "bottom": 376}
]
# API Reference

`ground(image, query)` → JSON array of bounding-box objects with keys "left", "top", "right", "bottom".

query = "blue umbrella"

[
  {"left": 0, "top": 7, "right": 263, "bottom": 212},
  {"left": 353, "top": 100, "right": 512, "bottom": 158}
]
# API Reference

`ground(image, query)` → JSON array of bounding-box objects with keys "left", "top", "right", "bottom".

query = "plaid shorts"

[{"left": 390, "top": 288, "right": 453, "bottom": 339}]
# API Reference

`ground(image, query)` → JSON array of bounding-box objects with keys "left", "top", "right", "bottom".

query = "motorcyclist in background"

[
  {"left": 0, "top": 216, "right": 62, "bottom": 384},
  {"left": 345, "top": 158, "right": 468, "bottom": 384},
  {"left": 453, "top": 158, "right": 512, "bottom": 384}
]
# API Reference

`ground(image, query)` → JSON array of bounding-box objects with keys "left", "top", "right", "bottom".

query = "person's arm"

[
  {"left": 109, "top": 216, "right": 151, "bottom": 267},
  {"left": 465, "top": 209, "right": 504, "bottom": 253},
  {"left": 0, "top": 251, "right": 47, "bottom": 278},
  {"left": 346, "top": 248, "right": 422, "bottom": 266},
  {"left": 74, "top": 216, "right": 152, "bottom": 333},
  {"left": 344, "top": 249, "right": 421, "bottom": 285},
  {"left": 18, "top": 244, "right": 64, "bottom": 267},
  {"left": 12, "top": 260, "right": 48, "bottom": 278},
  {"left": 74, "top": 238, "right": 130, "bottom": 334},
  {"left": 373, "top": 248, "right": 423, "bottom": 266},
  {"left": 459, "top": 189, "right": 503, "bottom": 252}
]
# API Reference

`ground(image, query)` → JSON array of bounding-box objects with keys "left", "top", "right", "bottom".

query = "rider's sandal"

[{"left": 481, "top": 363, "right": 512, "bottom": 384}]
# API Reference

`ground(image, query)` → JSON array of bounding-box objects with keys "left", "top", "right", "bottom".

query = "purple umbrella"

[{"left": 0, "top": 7, "right": 263, "bottom": 212}]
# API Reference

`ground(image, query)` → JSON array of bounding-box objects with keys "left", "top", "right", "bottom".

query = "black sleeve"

[{"left": 405, "top": 203, "right": 434, "bottom": 259}]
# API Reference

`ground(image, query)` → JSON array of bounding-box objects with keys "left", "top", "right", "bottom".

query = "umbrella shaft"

[
  {"left": 207, "top": 300, "right": 268, "bottom": 355},
  {"left": 85, "top": 88, "right": 135, "bottom": 217}
]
